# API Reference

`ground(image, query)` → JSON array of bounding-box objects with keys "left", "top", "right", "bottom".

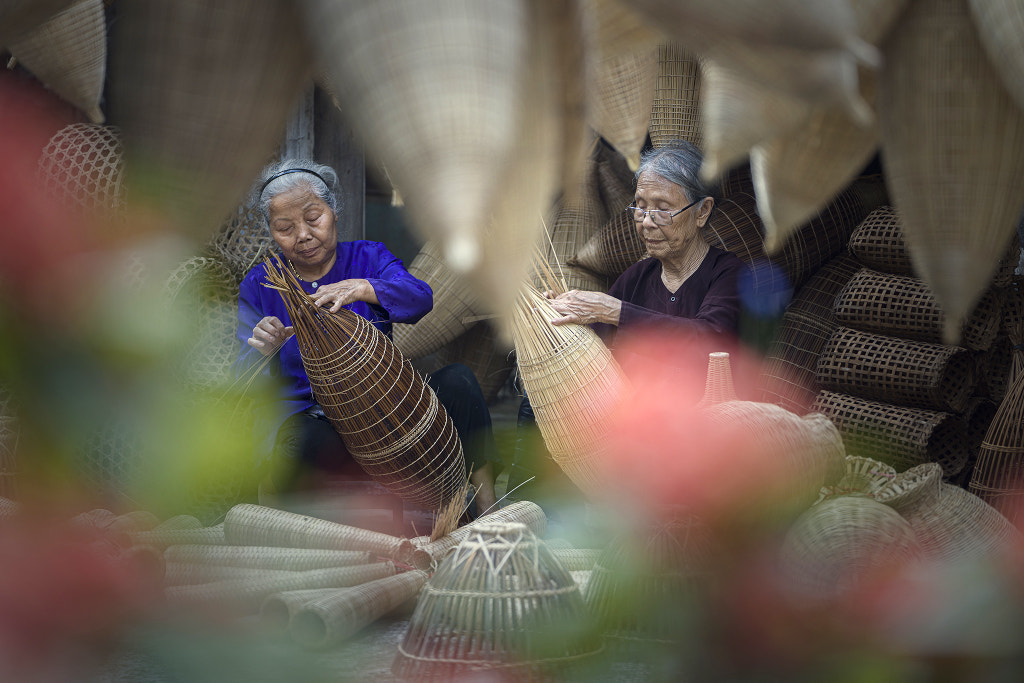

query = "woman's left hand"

[
  {"left": 546, "top": 289, "right": 622, "bottom": 327},
  {"left": 309, "top": 278, "right": 379, "bottom": 312}
]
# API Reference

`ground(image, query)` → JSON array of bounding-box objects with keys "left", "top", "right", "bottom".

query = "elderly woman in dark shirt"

[{"left": 509, "top": 140, "right": 748, "bottom": 501}]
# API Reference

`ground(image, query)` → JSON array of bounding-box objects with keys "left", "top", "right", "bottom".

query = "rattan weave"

[
  {"left": 263, "top": 257, "right": 467, "bottom": 512},
  {"left": 812, "top": 390, "right": 968, "bottom": 477},
  {"left": 163, "top": 545, "right": 372, "bottom": 572},
  {"left": 968, "top": 0, "right": 1024, "bottom": 113},
  {"left": 968, "top": 363, "right": 1024, "bottom": 524},
  {"left": 37, "top": 123, "right": 124, "bottom": 217},
  {"left": 878, "top": 0, "right": 1024, "bottom": 345},
  {"left": 649, "top": 42, "right": 702, "bottom": 149},
  {"left": 815, "top": 326, "right": 976, "bottom": 413},
  {"left": 223, "top": 504, "right": 411, "bottom": 560},
  {"left": 290, "top": 570, "right": 428, "bottom": 650},
  {"left": 393, "top": 522, "right": 601, "bottom": 681},
  {"left": 9, "top": 0, "right": 106, "bottom": 123},
  {"left": 833, "top": 268, "right": 1002, "bottom": 352}
]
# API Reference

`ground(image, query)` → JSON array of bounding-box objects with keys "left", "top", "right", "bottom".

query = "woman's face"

[
  {"left": 633, "top": 170, "right": 711, "bottom": 262},
  {"left": 268, "top": 184, "right": 338, "bottom": 277}
]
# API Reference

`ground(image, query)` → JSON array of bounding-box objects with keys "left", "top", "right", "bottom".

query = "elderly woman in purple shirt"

[{"left": 236, "top": 159, "right": 499, "bottom": 514}]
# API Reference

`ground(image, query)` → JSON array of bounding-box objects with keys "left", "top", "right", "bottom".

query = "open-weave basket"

[
  {"left": 815, "top": 326, "right": 977, "bottom": 413},
  {"left": 833, "top": 268, "right": 1003, "bottom": 352},
  {"left": 392, "top": 240, "right": 481, "bottom": 360},
  {"left": 875, "top": 462, "right": 1022, "bottom": 563},
  {"left": 778, "top": 494, "right": 921, "bottom": 600},
  {"left": 207, "top": 200, "right": 273, "bottom": 285},
  {"left": 263, "top": 257, "right": 467, "bottom": 512},
  {"left": 290, "top": 570, "right": 428, "bottom": 650},
  {"left": 812, "top": 390, "right": 967, "bottom": 477},
  {"left": 847, "top": 206, "right": 915, "bottom": 275},
  {"left": 392, "top": 522, "right": 601, "bottom": 681},
  {"left": 968, "top": 364, "right": 1024, "bottom": 524},
  {"left": 163, "top": 545, "right": 372, "bottom": 572},
  {"left": 586, "top": 514, "right": 713, "bottom": 647},
  {"left": 36, "top": 123, "right": 125, "bottom": 218},
  {"left": 8, "top": 0, "right": 106, "bottom": 123},
  {"left": 757, "top": 254, "right": 861, "bottom": 414},
  {"left": 512, "top": 285, "right": 632, "bottom": 499},
  {"left": 648, "top": 42, "right": 702, "bottom": 149}
]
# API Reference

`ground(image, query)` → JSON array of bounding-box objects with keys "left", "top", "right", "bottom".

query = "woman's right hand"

[{"left": 247, "top": 316, "right": 294, "bottom": 356}]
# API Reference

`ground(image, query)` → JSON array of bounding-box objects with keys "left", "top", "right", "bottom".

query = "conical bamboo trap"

[
  {"left": 968, "top": 360, "right": 1024, "bottom": 525},
  {"left": 594, "top": 139, "right": 637, "bottom": 217},
  {"left": 262, "top": 256, "right": 467, "bottom": 514},
  {"left": 537, "top": 152, "right": 607, "bottom": 290},
  {"left": 878, "top": 0, "right": 1024, "bottom": 346},
  {"left": 511, "top": 283, "right": 632, "bottom": 499},
  {"left": 392, "top": 522, "right": 602, "bottom": 680},
  {"left": 696, "top": 351, "right": 737, "bottom": 407},
  {"left": 8, "top": 0, "right": 106, "bottom": 123},
  {"left": 648, "top": 42, "right": 703, "bottom": 149}
]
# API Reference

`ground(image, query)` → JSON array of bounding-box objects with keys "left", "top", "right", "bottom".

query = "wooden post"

[
  {"left": 314, "top": 87, "right": 365, "bottom": 242},
  {"left": 282, "top": 85, "right": 315, "bottom": 160}
]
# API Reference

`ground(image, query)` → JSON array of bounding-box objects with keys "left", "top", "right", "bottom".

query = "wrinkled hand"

[
  {"left": 309, "top": 278, "right": 377, "bottom": 313},
  {"left": 544, "top": 289, "right": 622, "bottom": 327},
  {"left": 247, "top": 316, "right": 294, "bottom": 356}
]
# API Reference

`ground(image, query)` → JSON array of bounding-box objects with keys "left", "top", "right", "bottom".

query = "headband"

[{"left": 258, "top": 168, "right": 330, "bottom": 199}]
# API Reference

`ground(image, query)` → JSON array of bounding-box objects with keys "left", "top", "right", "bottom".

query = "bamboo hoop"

[{"left": 163, "top": 545, "right": 372, "bottom": 572}]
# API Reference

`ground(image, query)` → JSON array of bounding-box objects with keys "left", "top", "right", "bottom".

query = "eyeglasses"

[{"left": 626, "top": 198, "right": 701, "bottom": 227}]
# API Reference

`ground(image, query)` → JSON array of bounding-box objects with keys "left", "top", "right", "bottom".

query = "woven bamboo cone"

[
  {"left": 878, "top": 0, "right": 1024, "bottom": 345},
  {"left": 968, "top": 363, "right": 1024, "bottom": 524},
  {"left": 290, "top": 570, "right": 429, "bottom": 650},
  {"left": 262, "top": 257, "right": 467, "bottom": 520},
  {"left": 968, "top": 0, "right": 1024, "bottom": 113},
  {"left": 649, "top": 42, "right": 703, "bottom": 149},
  {"left": 224, "top": 504, "right": 411, "bottom": 560},
  {"left": 8, "top": 0, "right": 106, "bottom": 123},
  {"left": 260, "top": 588, "right": 352, "bottom": 634},
  {"left": 164, "top": 545, "right": 372, "bottom": 572},
  {"left": 512, "top": 284, "right": 632, "bottom": 499},
  {"left": 165, "top": 562, "right": 396, "bottom": 614}
]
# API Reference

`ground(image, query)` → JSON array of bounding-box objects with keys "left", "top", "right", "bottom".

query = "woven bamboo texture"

[
  {"left": 129, "top": 523, "right": 226, "bottom": 549},
  {"left": 586, "top": 515, "right": 713, "bottom": 646},
  {"left": 878, "top": 0, "right": 1024, "bottom": 345},
  {"left": 595, "top": 142, "right": 636, "bottom": 218},
  {"left": 111, "top": 0, "right": 312, "bottom": 239},
  {"left": 696, "top": 351, "right": 737, "bottom": 407},
  {"left": 163, "top": 545, "right": 372, "bottom": 572},
  {"left": 812, "top": 390, "right": 968, "bottom": 477},
  {"left": 512, "top": 285, "right": 632, "bottom": 499},
  {"left": 538, "top": 155, "right": 607, "bottom": 280},
  {"left": 259, "top": 588, "right": 350, "bottom": 633},
  {"left": 570, "top": 207, "right": 644, "bottom": 278},
  {"left": 393, "top": 522, "right": 601, "bottom": 680},
  {"left": 163, "top": 562, "right": 299, "bottom": 587},
  {"left": 847, "top": 206, "right": 915, "bottom": 275},
  {"left": 224, "top": 504, "right": 411, "bottom": 560},
  {"left": 833, "top": 455, "right": 898, "bottom": 499},
  {"left": 0, "top": 496, "right": 19, "bottom": 520},
  {"left": 165, "top": 562, "right": 396, "bottom": 613},
  {"left": 9, "top": 0, "right": 106, "bottom": 123},
  {"left": 570, "top": 570, "right": 592, "bottom": 598},
  {"left": 968, "top": 362, "right": 1024, "bottom": 524},
  {"left": 550, "top": 548, "right": 602, "bottom": 572},
  {"left": 393, "top": 240, "right": 481, "bottom": 360},
  {"left": 778, "top": 494, "right": 921, "bottom": 600},
  {"left": 875, "top": 462, "right": 1022, "bottom": 563},
  {"left": 263, "top": 257, "right": 467, "bottom": 512},
  {"left": 290, "top": 570, "right": 428, "bottom": 650},
  {"left": 207, "top": 200, "right": 273, "bottom": 284},
  {"left": 977, "top": 335, "right": 1013, "bottom": 403},
  {"left": 833, "top": 268, "right": 1003, "bottom": 352},
  {"left": 36, "top": 123, "right": 124, "bottom": 217},
  {"left": 757, "top": 254, "right": 861, "bottom": 414},
  {"left": 969, "top": 0, "right": 1024, "bottom": 113},
  {"left": 649, "top": 42, "right": 702, "bottom": 149},
  {"left": 815, "top": 326, "right": 977, "bottom": 413},
  {"left": 435, "top": 321, "right": 515, "bottom": 405}
]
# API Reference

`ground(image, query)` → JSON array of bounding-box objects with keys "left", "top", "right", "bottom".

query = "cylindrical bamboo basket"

[
  {"left": 833, "top": 268, "right": 1003, "bottom": 352},
  {"left": 812, "top": 390, "right": 968, "bottom": 477},
  {"left": 163, "top": 563, "right": 299, "bottom": 587},
  {"left": 129, "top": 523, "right": 226, "bottom": 549},
  {"left": 290, "top": 570, "right": 429, "bottom": 650},
  {"left": 393, "top": 522, "right": 601, "bottom": 680},
  {"left": 260, "top": 588, "right": 352, "bottom": 635},
  {"left": 163, "top": 545, "right": 372, "bottom": 572},
  {"left": 846, "top": 206, "right": 915, "bottom": 275},
  {"left": 648, "top": 42, "right": 702, "bottom": 149},
  {"left": 815, "top": 326, "right": 977, "bottom": 413}
]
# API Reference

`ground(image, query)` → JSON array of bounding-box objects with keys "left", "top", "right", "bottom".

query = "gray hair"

[
  {"left": 635, "top": 140, "right": 717, "bottom": 206},
  {"left": 253, "top": 158, "right": 341, "bottom": 229}
]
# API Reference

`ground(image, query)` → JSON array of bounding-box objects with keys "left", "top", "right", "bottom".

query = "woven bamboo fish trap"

[
  {"left": 393, "top": 522, "right": 601, "bottom": 681},
  {"left": 435, "top": 320, "right": 515, "bottom": 405},
  {"left": 778, "top": 494, "right": 921, "bottom": 600},
  {"left": 129, "top": 523, "right": 226, "bottom": 549},
  {"left": 8, "top": 0, "right": 106, "bottom": 123},
  {"left": 757, "top": 253, "right": 861, "bottom": 414},
  {"left": 262, "top": 257, "right": 467, "bottom": 514},
  {"left": 224, "top": 504, "right": 411, "bottom": 560},
  {"left": 569, "top": 207, "right": 643, "bottom": 278},
  {"left": 290, "top": 570, "right": 429, "bottom": 650},
  {"left": 260, "top": 588, "right": 350, "bottom": 634},
  {"left": 36, "top": 123, "right": 124, "bottom": 218},
  {"left": 847, "top": 206, "right": 916, "bottom": 275},
  {"left": 512, "top": 284, "right": 632, "bottom": 499},
  {"left": 165, "top": 562, "right": 396, "bottom": 614},
  {"left": 815, "top": 326, "right": 977, "bottom": 413},
  {"left": 812, "top": 390, "right": 968, "bottom": 477},
  {"left": 874, "top": 462, "right": 1022, "bottom": 563},
  {"left": 649, "top": 42, "right": 703, "bottom": 149},
  {"left": 207, "top": 200, "right": 273, "bottom": 285},
  {"left": 586, "top": 514, "right": 714, "bottom": 647},
  {"left": 111, "top": 0, "right": 312, "bottom": 238},
  {"left": 538, "top": 154, "right": 607, "bottom": 283},
  {"left": 163, "top": 563, "right": 301, "bottom": 587},
  {"left": 163, "top": 545, "right": 372, "bottom": 572},
  {"left": 833, "top": 268, "right": 1003, "bottom": 352},
  {"left": 879, "top": 0, "right": 1024, "bottom": 346},
  {"left": 968, "top": 0, "right": 1024, "bottom": 122},
  {"left": 968, "top": 363, "right": 1024, "bottom": 524},
  {"left": 392, "top": 240, "right": 481, "bottom": 360},
  {"left": 831, "top": 455, "right": 898, "bottom": 499}
]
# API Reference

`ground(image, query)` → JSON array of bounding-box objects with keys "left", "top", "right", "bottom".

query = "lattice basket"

[
  {"left": 37, "top": 122, "right": 125, "bottom": 217},
  {"left": 649, "top": 42, "right": 702, "bottom": 149},
  {"left": 846, "top": 205, "right": 915, "bottom": 275}
]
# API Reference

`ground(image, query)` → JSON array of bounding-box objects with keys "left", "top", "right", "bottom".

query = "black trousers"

[{"left": 271, "top": 363, "right": 500, "bottom": 492}]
